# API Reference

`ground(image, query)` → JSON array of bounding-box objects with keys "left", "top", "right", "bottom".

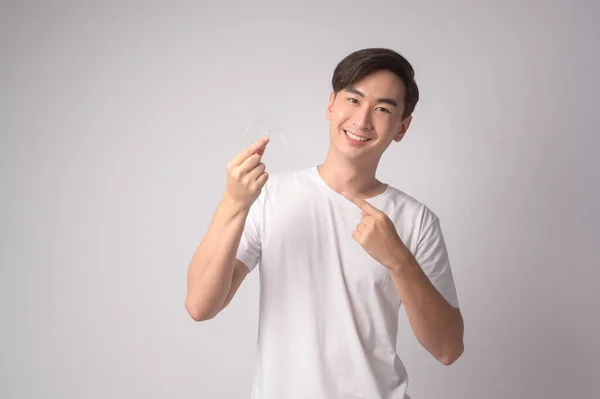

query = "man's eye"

[
  {"left": 376, "top": 107, "right": 390, "bottom": 113},
  {"left": 348, "top": 98, "right": 359, "bottom": 103}
]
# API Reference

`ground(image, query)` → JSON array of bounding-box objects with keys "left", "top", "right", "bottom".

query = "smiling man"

[{"left": 185, "top": 48, "right": 464, "bottom": 399}]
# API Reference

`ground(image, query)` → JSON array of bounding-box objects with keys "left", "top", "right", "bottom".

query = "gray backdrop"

[{"left": 1, "top": 1, "right": 599, "bottom": 398}]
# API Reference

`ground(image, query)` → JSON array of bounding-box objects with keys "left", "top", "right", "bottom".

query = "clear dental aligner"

[{"left": 245, "top": 117, "right": 289, "bottom": 152}]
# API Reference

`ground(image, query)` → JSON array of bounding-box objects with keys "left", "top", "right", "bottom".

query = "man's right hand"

[{"left": 224, "top": 137, "right": 270, "bottom": 210}]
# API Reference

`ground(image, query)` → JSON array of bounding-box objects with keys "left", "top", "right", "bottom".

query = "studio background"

[{"left": 1, "top": 1, "right": 598, "bottom": 398}]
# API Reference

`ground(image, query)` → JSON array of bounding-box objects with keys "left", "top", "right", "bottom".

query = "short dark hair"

[{"left": 331, "top": 48, "right": 419, "bottom": 119}]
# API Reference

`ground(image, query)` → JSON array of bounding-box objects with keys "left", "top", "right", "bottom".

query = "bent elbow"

[
  {"left": 439, "top": 355, "right": 458, "bottom": 366},
  {"left": 439, "top": 342, "right": 464, "bottom": 366},
  {"left": 185, "top": 298, "right": 217, "bottom": 322}
]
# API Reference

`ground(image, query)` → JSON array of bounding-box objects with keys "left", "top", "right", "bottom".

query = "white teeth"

[{"left": 345, "top": 130, "right": 369, "bottom": 142}]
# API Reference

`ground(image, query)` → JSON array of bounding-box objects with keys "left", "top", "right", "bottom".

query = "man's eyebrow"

[{"left": 343, "top": 87, "right": 398, "bottom": 107}]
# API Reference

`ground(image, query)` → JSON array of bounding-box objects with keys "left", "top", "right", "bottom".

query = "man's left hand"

[{"left": 342, "top": 191, "right": 410, "bottom": 271}]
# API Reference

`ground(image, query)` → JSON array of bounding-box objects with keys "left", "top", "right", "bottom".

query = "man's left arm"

[
  {"left": 342, "top": 191, "right": 464, "bottom": 365},
  {"left": 387, "top": 248, "right": 464, "bottom": 365}
]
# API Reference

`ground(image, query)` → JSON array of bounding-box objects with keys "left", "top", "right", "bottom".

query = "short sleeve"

[
  {"left": 414, "top": 213, "right": 460, "bottom": 309},
  {"left": 236, "top": 198, "right": 262, "bottom": 273}
]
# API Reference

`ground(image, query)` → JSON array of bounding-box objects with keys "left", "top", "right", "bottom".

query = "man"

[{"left": 185, "top": 48, "right": 464, "bottom": 398}]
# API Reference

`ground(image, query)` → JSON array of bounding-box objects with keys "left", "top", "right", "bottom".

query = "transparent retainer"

[{"left": 245, "top": 117, "right": 289, "bottom": 152}]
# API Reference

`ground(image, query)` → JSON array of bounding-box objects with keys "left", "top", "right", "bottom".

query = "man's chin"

[{"left": 334, "top": 145, "right": 374, "bottom": 162}]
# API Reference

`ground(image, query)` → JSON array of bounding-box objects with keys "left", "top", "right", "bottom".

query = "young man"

[{"left": 185, "top": 48, "right": 464, "bottom": 399}]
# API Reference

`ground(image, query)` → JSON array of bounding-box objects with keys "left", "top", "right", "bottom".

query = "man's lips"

[{"left": 343, "top": 129, "right": 372, "bottom": 142}]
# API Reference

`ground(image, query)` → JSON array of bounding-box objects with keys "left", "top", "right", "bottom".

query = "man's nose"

[{"left": 351, "top": 107, "right": 373, "bottom": 131}]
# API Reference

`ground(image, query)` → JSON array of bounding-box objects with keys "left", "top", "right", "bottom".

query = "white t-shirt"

[{"left": 236, "top": 166, "right": 459, "bottom": 399}]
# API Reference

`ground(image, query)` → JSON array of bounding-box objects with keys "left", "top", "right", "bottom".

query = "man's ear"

[
  {"left": 393, "top": 115, "right": 412, "bottom": 142},
  {"left": 326, "top": 91, "right": 335, "bottom": 121}
]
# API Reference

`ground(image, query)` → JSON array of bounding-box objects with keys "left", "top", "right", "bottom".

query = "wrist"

[
  {"left": 220, "top": 193, "right": 251, "bottom": 217},
  {"left": 386, "top": 243, "right": 415, "bottom": 273}
]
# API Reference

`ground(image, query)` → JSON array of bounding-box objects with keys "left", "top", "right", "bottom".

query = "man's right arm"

[{"left": 184, "top": 137, "right": 269, "bottom": 321}]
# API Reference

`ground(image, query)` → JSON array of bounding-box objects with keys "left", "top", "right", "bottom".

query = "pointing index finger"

[{"left": 342, "top": 191, "right": 379, "bottom": 214}]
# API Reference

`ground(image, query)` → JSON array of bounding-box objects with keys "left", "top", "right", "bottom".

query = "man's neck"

[{"left": 317, "top": 150, "right": 387, "bottom": 199}]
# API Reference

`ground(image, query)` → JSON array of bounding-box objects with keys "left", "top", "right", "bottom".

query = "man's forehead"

[{"left": 347, "top": 71, "right": 406, "bottom": 100}]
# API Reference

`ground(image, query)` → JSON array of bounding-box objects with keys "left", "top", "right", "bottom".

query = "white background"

[{"left": 1, "top": 1, "right": 599, "bottom": 398}]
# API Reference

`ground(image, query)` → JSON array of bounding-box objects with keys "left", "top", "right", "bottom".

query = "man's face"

[{"left": 326, "top": 69, "right": 412, "bottom": 163}]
